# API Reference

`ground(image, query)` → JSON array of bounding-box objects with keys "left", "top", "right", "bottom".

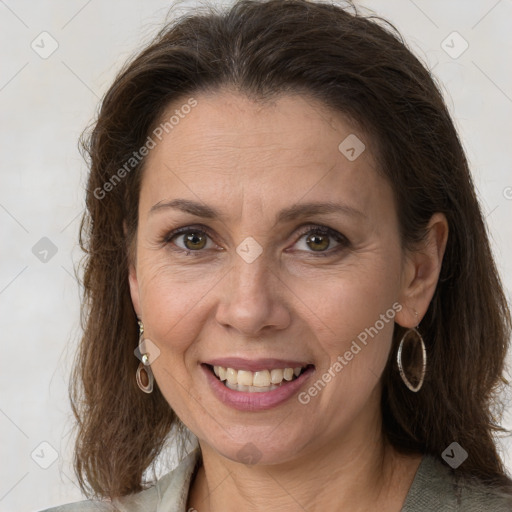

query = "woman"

[{"left": 42, "top": 0, "right": 512, "bottom": 510}]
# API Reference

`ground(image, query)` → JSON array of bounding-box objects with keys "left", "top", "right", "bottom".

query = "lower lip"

[{"left": 201, "top": 364, "right": 315, "bottom": 412}]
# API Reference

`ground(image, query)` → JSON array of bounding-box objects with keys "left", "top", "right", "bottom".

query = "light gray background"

[{"left": 1, "top": 1, "right": 511, "bottom": 510}]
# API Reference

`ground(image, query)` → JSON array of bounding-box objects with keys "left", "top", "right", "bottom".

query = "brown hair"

[{"left": 73, "top": 0, "right": 512, "bottom": 499}]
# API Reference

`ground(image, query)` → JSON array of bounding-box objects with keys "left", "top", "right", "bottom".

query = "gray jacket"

[{"left": 39, "top": 448, "right": 512, "bottom": 511}]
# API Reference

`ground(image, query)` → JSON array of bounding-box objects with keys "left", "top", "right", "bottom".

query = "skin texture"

[{"left": 128, "top": 90, "right": 448, "bottom": 511}]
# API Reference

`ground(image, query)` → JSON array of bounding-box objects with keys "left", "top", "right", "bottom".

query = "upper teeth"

[{"left": 213, "top": 366, "right": 303, "bottom": 387}]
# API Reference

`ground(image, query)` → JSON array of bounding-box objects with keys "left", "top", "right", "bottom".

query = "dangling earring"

[
  {"left": 397, "top": 310, "right": 427, "bottom": 392},
  {"left": 135, "top": 320, "right": 154, "bottom": 394}
]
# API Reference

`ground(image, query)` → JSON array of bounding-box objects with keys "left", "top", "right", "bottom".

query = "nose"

[{"left": 214, "top": 251, "right": 291, "bottom": 337}]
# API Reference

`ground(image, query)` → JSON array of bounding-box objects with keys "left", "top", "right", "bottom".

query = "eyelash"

[{"left": 162, "top": 224, "right": 350, "bottom": 257}]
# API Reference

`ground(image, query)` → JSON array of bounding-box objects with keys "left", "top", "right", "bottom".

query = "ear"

[
  {"left": 125, "top": 220, "right": 142, "bottom": 318},
  {"left": 395, "top": 213, "right": 449, "bottom": 328}
]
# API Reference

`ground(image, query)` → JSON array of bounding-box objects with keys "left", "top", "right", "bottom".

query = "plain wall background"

[{"left": 1, "top": 0, "right": 511, "bottom": 510}]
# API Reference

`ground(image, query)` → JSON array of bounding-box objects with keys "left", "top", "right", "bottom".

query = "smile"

[
  {"left": 201, "top": 358, "right": 315, "bottom": 410},
  {"left": 208, "top": 364, "right": 310, "bottom": 392}
]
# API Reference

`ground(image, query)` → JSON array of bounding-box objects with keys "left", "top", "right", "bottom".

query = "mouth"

[{"left": 202, "top": 363, "right": 315, "bottom": 393}]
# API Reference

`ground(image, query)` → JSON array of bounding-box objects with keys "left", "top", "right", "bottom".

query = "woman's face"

[{"left": 129, "top": 90, "right": 415, "bottom": 465}]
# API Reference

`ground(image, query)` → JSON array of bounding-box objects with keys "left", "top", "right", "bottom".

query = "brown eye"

[
  {"left": 166, "top": 227, "right": 215, "bottom": 253},
  {"left": 305, "top": 232, "right": 330, "bottom": 251},
  {"left": 292, "top": 225, "right": 349, "bottom": 256},
  {"left": 182, "top": 231, "right": 207, "bottom": 250}
]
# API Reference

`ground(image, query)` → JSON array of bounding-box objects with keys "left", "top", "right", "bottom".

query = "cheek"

[
  {"left": 291, "top": 249, "right": 400, "bottom": 407},
  {"left": 304, "top": 281, "right": 396, "bottom": 428},
  {"left": 292, "top": 252, "right": 400, "bottom": 352},
  {"left": 136, "top": 257, "right": 220, "bottom": 354}
]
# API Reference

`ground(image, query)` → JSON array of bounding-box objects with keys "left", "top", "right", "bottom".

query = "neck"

[{"left": 187, "top": 400, "right": 421, "bottom": 511}]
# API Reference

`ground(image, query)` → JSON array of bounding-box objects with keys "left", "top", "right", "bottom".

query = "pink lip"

[
  {"left": 204, "top": 357, "right": 310, "bottom": 372},
  {"left": 201, "top": 363, "right": 315, "bottom": 412}
]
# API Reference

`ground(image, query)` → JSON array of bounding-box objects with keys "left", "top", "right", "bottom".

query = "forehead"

[
  {"left": 140, "top": 90, "right": 392, "bottom": 223},
  {"left": 149, "top": 91, "right": 362, "bottom": 164}
]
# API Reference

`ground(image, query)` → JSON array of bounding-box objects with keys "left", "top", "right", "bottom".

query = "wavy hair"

[{"left": 72, "top": 0, "right": 512, "bottom": 499}]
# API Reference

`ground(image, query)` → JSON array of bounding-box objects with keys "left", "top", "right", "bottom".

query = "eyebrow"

[{"left": 149, "top": 198, "right": 366, "bottom": 223}]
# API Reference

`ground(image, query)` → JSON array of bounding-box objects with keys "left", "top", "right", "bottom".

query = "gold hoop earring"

[
  {"left": 135, "top": 320, "right": 154, "bottom": 394},
  {"left": 397, "top": 311, "right": 426, "bottom": 392}
]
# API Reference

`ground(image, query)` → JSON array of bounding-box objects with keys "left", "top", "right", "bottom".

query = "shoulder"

[
  {"left": 402, "top": 454, "right": 512, "bottom": 511},
  {"left": 455, "top": 472, "right": 512, "bottom": 511},
  {"left": 38, "top": 448, "right": 202, "bottom": 512}
]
